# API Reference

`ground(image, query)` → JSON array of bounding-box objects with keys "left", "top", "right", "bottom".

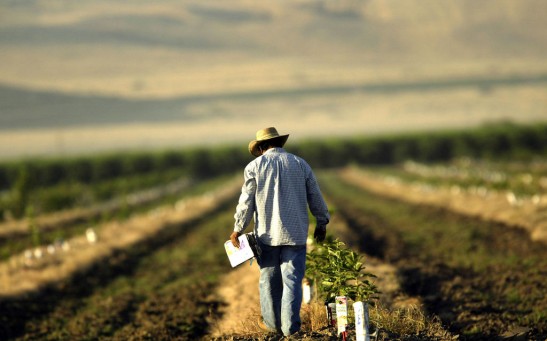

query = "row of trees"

[
  {"left": 294, "top": 122, "right": 547, "bottom": 169},
  {"left": 1, "top": 122, "right": 545, "bottom": 193},
  {"left": 0, "top": 147, "right": 250, "bottom": 192}
]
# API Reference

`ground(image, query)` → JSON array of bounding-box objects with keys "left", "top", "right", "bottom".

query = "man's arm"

[
  {"left": 231, "top": 165, "right": 257, "bottom": 247},
  {"left": 305, "top": 168, "right": 330, "bottom": 242},
  {"left": 306, "top": 170, "right": 330, "bottom": 224}
]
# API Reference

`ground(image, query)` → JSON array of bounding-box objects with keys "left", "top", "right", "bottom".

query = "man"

[{"left": 230, "top": 127, "right": 330, "bottom": 337}]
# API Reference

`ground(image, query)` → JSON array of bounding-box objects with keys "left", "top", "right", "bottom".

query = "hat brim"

[{"left": 248, "top": 134, "right": 289, "bottom": 157}]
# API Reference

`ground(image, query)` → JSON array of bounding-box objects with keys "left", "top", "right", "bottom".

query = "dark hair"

[{"left": 260, "top": 138, "right": 283, "bottom": 150}]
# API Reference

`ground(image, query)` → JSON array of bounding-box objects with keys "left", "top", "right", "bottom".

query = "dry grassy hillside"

[
  {"left": 1, "top": 0, "right": 545, "bottom": 97},
  {"left": 0, "top": 0, "right": 546, "bottom": 159}
]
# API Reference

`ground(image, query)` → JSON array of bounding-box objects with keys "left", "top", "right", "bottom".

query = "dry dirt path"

[
  {"left": 209, "top": 254, "right": 412, "bottom": 340},
  {"left": 210, "top": 261, "right": 261, "bottom": 337},
  {"left": 209, "top": 215, "right": 432, "bottom": 339},
  {"left": 210, "top": 259, "right": 410, "bottom": 337}
]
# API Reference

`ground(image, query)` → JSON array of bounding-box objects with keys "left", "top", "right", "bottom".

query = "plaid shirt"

[{"left": 234, "top": 148, "right": 330, "bottom": 246}]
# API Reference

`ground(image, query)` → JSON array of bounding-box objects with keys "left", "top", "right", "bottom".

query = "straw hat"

[{"left": 248, "top": 127, "right": 289, "bottom": 157}]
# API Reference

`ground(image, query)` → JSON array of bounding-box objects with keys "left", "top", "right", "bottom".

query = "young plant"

[{"left": 306, "top": 237, "right": 380, "bottom": 304}]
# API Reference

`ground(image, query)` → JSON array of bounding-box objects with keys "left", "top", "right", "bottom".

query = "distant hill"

[
  {"left": 1, "top": 0, "right": 546, "bottom": 97},
  {"left": 0, "top": 0, "right": 546, "bottom": 158},
  {"left": 2, "top": 73, "right": 547, "bottom": 131}
]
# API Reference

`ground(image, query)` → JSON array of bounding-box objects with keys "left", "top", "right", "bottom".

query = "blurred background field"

[{"left": 1, "top": 0, "right": 546, "bottom": 159}]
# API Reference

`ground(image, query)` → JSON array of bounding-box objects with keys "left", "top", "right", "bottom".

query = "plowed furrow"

[{"left": 320, "top": 171, "right": 547, "bottom": 340}]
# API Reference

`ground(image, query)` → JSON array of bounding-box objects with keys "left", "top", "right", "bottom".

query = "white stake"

[
  {"left": 302, "top": 278, "right": 312, "bottom": 304},
  {"left": 335, "top": 296, "right": 348, "bottom": 337},
  {"left": 353, "top": 301, "right": 371, "bottom": 341}
]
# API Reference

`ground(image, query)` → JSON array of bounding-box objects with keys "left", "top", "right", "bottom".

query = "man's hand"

[
  {"left": 230, "top": 231, "right": 242, "bottom": 248},
  {"left": 313, "top": 224, "right": 327, "bottom": 243}
]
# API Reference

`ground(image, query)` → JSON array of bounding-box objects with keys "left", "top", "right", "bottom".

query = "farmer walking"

[{"left": 230, "top": 127, "right": 330, "bottom": 337}]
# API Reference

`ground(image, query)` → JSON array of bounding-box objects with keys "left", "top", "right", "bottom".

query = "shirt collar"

[{"left": 264, "top": 147, "right": 284, "bottom": 155}]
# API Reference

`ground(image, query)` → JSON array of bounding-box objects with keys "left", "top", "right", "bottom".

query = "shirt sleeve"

[
  {"left": 305, "top": 166, "right": 330, "bottom": 226},
  {"left": 233, "top": 163, "right": 257, "bottom": 233}
]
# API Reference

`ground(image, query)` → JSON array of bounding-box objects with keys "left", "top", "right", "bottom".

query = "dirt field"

[
  {"left": 1, "top": 168, "right": 546, "bottom": 340},
  {"left": 320, "top": 170, "right": 547, "bottom": 340}
]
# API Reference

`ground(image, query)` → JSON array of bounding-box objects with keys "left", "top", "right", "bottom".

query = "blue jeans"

[{"left": 257, "top": 241, "right": 307, "bottom": 336}]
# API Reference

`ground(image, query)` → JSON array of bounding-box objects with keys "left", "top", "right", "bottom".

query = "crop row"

[
  {"left": 377, "top": 158, "right": 547, "bottom": 197},
  {"left": 0, "top": 175, "right": 234, "bottom": 262},
  {"left": 1, "top": 168, "right": 189, "bottom": 220}
]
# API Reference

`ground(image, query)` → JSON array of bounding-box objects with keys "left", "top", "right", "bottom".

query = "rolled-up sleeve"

[{"left": 233, "top": 164, "right": 257, "bottom": 233}]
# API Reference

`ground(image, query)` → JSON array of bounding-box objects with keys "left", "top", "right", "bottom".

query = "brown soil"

[
  {"left": 2, "top": 168, "right": 546, "bottom": 340},
  {"left": 209, "top": 262, "right": 261, "bottom": 337},
  {"left": 327, "top": 171, "right": 547, "bottom": 340}
]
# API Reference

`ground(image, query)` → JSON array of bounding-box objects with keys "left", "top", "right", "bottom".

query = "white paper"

[{"left": 224, "top": 234, "right": 255, "bottom": 267}]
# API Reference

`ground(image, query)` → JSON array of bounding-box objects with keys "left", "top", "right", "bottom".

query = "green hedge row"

[
  {"left": 0, "top": 147, "right": 252, "bottom": 219},
  {"left": 0, "top": 122, "right": 545, "bottom": 193},
  {"left": 0, "top": 147, "right": 251, "bottom": 192},
  {"left": 291, "top": 122, "right": 547, "bottom": 168}
]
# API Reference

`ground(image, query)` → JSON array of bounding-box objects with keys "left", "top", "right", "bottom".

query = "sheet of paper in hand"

[{"left": 224, "top": 233, "right": 258, "bottom": 267}]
